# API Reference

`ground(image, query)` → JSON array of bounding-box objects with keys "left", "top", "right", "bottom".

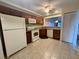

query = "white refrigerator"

[
  {"left": 0, "top": 13, "right": 27, "bottom": 57},
  {"left": 0, "top": 34, "right": 4, "bottom": 59}
]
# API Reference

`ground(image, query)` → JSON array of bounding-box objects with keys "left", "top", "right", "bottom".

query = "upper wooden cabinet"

[{"left": 36, "top": 16, "right": 44, "bottom": 25}]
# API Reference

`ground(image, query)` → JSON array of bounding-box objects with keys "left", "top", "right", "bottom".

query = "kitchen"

[
  {"left": 0, "top": 0, "right": 79, "bottom": 59},
  {"left": 0, "top": 5, "right": 62, "bottom": 58},
  {"left": 26, "top": 14, "right": 62, "bottom": 44}
]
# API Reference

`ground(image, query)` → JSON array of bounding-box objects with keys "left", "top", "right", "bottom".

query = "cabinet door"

[
  {"left": 39, "top": 29, "right": 47, "bottom": 38},
  {"left": 53, "top": 29, "right": 60, "bottom": 40},
  {"left": 36, "top": 17, "right": 43, "bottom": 25},
  {"left": 47, "top": 30, "right": 53, "bottom": 38},
  {"left": 26, "top": 31, "right": 32, "bottom": 44}
]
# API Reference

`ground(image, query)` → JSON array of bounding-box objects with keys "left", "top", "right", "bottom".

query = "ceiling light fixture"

[
  {"left": 43, "top": 4, "right": 55, "bottom": 15},
  {"left": 44, "top": 8, "right": 49, "bottom": 13}
]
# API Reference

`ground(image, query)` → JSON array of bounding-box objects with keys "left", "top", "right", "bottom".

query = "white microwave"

[{"left": 28, "top": 18, "right": 36, "bottom": 23}]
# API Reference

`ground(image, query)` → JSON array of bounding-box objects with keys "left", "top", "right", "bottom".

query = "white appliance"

[
  {"left": 0, "top": 34, "right": 4, "bottom": 59},
  {"left": 28, "top": 18, "right": 36, "bottom": 23},
  {"left": 47, "top": 29, "right": 53, "bottom": 38},
  {"left": 32, "top": 29, "right": 39, "bottom": 42},
  {"left": 0, "top": 13, "right": 27, "bottom": 57}
]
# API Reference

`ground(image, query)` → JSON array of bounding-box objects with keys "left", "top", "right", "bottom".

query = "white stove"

[{"left": 32, "top": 29, "right": 39, "bottom": 42}]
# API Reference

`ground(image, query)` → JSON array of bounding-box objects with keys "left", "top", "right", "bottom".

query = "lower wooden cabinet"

[
  {"left": 39, "top": 29, "right": 47, "bottom": 39},
  {"left": 39, "top": 29, "right": 60, "bottom": 40},
  {"left": 53, "top": 29, "right": 60, "bottom": 40},
  {"left": 26, "top": 31, "right": 32, "bottom": 44},
  {"left": 26, "top": 29, "right": 60, "bottom": 41}
]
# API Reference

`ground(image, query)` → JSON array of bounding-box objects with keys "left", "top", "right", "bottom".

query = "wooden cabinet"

[
  {"left": 36, "top": 17, "right": 43, "bottom": 25},
  {"left": 39, "top": 28, "right": 60, "bottom": 40},
  {"left": 53, "top": 29, "right": 60, "bottom": 40},
  {"left": 26, "top": 31, "right": 32, "bottom": 44},
  {"left": 39, "top": 29, "right": 47, "bottom": 39}
]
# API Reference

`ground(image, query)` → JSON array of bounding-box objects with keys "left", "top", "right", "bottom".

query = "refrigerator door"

[
  {"left": 0, "top": 14, "right": 25, "bottom": 30},
  {"left": 3, "top": 29, "right": 27, "bottom": 57},
  {"left": 0, "top": 37, "right": 4, "bottom": 59}
]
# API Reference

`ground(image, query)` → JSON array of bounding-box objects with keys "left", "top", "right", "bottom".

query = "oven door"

[{"left": 32, "top": 30, "right": 39, "bottom": 42}]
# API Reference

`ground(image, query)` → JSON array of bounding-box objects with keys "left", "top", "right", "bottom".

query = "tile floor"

[{"left": 8, "top": 38, "right": 79, "bottom": 59}]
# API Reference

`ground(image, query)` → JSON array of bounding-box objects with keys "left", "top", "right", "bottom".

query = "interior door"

[{"left": 62, "top": 12, "right": 76, "bottom": 43}]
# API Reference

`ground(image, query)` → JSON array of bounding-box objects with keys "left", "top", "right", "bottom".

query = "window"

[{"left": 45, "top": 17, "right": 62, "bottom": 27}]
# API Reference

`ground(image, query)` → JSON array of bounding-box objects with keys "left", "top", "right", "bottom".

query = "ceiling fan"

[
  {"left": 34, "top": 0, "right": 62, "bottom": 16},
  {"left": 34, "top": 0, "right": 56, "bottom": 14},
  {"left": 41, "top": 5, "right": 56, "bottom": 16}
]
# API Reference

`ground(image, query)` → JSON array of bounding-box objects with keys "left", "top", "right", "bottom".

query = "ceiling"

[{"left": 0, "top": 0, "right": 79, "bottom": 16}]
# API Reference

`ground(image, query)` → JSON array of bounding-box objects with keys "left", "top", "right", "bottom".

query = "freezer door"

[
  {"left": 0, "top": 14, "right": 25, "bottom": 30},
  {"left": 0, "top": 38, "right": 4, "bottom": 59},
  {"left": 3, "top": 29, "right": 27, "bottom": 57}
]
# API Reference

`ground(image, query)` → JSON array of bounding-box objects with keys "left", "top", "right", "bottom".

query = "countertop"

[
  {"left": 26, "top": 25, "right": 61, "bottom": 32},
  {"left": 43, "top": 27, "right": 61, "bottom": 30}
]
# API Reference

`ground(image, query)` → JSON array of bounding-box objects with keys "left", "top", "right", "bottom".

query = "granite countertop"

[
  {"left": 26, "top": 25, "right": 43, "bottom": 31},
  {"left": 26, "top": 25, "right": 61, "bottom": 32},
  {"left": 43, "top": 27, "right": 61, "bottom": 30}
]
